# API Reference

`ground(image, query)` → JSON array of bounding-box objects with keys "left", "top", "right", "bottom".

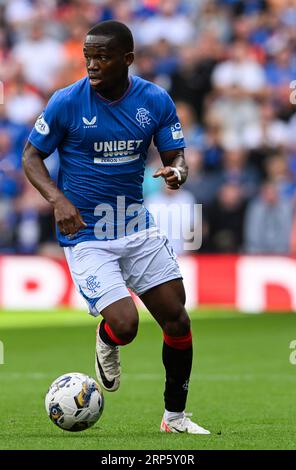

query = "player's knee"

[
  {"left": 163, "top": 307, "right": 191, "bottom": 336},
  {"left": 178, "top": 311, "right": 191, "bottom": 334},
  {"left": 111, "top": 315, "right": 138, "bottom": 344}
]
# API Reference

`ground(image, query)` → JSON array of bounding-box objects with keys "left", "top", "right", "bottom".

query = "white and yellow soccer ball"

[{"left": 45, "top": 372, "right": 104, "bottom": 432}]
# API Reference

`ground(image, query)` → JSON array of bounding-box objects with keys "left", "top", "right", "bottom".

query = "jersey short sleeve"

[
  {"left": 153, "top": 91, "right": 186, "bottom": 152},
  {"left": 28, "top": 91, "right": 68, "bottom": 155}
]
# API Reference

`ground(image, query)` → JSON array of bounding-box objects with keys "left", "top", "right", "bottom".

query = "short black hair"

[{"left": 86, "top": 20, "right": 134, "bottom": 52}]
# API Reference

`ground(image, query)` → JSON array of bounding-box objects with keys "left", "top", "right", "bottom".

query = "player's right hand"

[
  {"left": 153, "top": 166, "right": 182, "bottom": 190},
  {"left": 53, "top": 195, "right": 87, "bottom": 236}
]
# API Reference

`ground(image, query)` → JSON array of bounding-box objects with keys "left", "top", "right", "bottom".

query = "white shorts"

[{"left": 64, "top": 227, "right": 182, "bottom": 316}]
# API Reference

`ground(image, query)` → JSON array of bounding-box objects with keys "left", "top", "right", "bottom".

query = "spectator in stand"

[
  {"left": 203, "top": 182, "right": 247, "bottom": 253},
  {"left": 133, "top": 47, "right": 157, "bottom": 83},
  {"left": 61, "top": 21, "right": 89, "bottom": 82},
  {"left": 202, "top": 114, "right": 225, "bottom": 171},
  {"left": 244, "top": 181, "right": 293, "bottom": 254},
  {"left": 12, "top": 22, "right": 65, "bottom": 93},
  {"left": 0, "top": 130, "right": 23, "bottom": 198},
  {"left": 143, "top": 147, "right": 163, "bottom": 199},
  {"left": 242, "top": 99, "right": 289, "bottom": 151},
  {"left": 5, "top": 74, "right": 44, "bottom": 125},
  {"left": 194, "top": 0, "right": 232, "bottom": 43},
  {"left": 175, "top": 101, "right": 204, "bottom": 150},
  {"left": 137, "top": 0, "right": 195, "bottom": 46},
  {"left": 219, "top": 144, "right": 261, "bottom": 199},
  {"left": 264, "top": 153, "right": 296, "bottom": 200},
  {"left": 152, "top": 39, "right": 179, "bottom": 82},
  {"left": 170, "top": 37, "right": 218, "bottom": 119},
  {"left": 264, "top": 43, "right": 296, "bottom": 115},
  {"left": 217, "top": 0, "right": 267, "bottom": 16},
  {"left": 14, "top": 177, "right": 61, "bottom": 256},
  {"left": 13, "top": 145, "right": 59, "bottom": 256},
  {"left": 0, "top": 102, "right": 29, "bottom": 158},
  {"left": 265, "top": 42, "right": 296, "bottom": 88},
  {"left": 0, "top": 130, "right": 23, "bottom": 251},
  {"left": 182, "top": 147, "right": 221, "bottom": 207},
  {"left": 208, "top": 84, "right": 261, "bottom": 148},
  {"left": 146, "top": 184, "right": 197, "bottom": 256},
  {"left": 4, "top": 0, "right": 35, "bottom": 28},
  {"left": 212, "top": 39, "right": 266, "bottom": 98}
]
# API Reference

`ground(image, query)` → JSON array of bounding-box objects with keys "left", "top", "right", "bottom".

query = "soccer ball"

[{"left": 45, "top": 372, "right": 104, "bottom": 432}]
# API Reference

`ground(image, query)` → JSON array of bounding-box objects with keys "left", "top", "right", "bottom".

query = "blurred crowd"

[{"left": 1, "top": 0, "right": 296, "bottom": 255}]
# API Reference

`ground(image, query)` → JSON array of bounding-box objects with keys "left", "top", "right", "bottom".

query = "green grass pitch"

[{"left": 0, "top": 308, "right": 295, "bottom": 450}]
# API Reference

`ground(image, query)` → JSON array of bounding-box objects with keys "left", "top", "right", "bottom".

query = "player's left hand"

[{"left": 153, "top": 166, "right": 182, "bottom": 190}]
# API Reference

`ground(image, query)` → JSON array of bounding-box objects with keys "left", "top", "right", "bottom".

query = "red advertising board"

[{"left": 0, "top": 255, "right": 295, "bottom": 312}]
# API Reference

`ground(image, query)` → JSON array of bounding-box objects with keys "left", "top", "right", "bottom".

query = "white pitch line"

[{"left": 0, "top": 372, "right": 295, "bottom": 382}]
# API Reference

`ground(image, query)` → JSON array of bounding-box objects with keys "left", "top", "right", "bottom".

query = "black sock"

[
  {"left": 99, "top": 319, "right": 117, "bottom": 347},
  {"left": 162, "top": 342, "right": 193, "bottom": 412}
]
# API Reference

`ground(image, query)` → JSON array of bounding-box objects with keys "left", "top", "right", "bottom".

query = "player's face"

[{"left": 83, "top": 35, "right": 134, "bottom": 93}]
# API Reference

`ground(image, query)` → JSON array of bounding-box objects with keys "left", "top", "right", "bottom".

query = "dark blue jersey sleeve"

[
  {"left": 28, "top": 91, "right": 68, "bottom": 155},
  {"left": 153, "top": 91, "right": 186, "bottom": 152}
]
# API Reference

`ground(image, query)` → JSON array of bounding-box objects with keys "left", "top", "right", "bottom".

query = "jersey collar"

[{"left": 95, "top": 77, "right": 133, "bottom": 106}]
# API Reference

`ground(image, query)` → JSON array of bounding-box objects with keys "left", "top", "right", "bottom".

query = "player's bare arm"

[
  {"left": 22, "top": 141, "right": 87, "bottom": 236},
  {"left": 153, "top": 148, "right": 188, "bottom": 190}
]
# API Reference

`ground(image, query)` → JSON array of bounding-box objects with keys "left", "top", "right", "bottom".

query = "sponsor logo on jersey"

[
  {"left": 35, "top": 113, "right": 50, "bottom": 135},
  {"left": 94, "top": 154, "right": 140, "bottom": 164},
  {"left": 93, "top": 140, "right": 143, "bottom": 163},
  {"left": 171, "top": 122, "right": 184, "bottom": 140},
  {"left": 83, "top": 116, "right": 97, "bottom": 128},
  {"left": 136, "top": 108, "right": 151, "bottom": 128},
  {"left": 94, "top": 140, "right": 142, "bottom": 153}
]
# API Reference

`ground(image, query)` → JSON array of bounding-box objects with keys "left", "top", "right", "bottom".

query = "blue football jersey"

[{"left": 28, "top": 75, "right": 185, "bottom": 246}]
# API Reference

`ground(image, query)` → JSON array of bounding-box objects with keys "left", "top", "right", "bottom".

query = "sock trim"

[
  {"left": 104, "top": 321, "right": 127, "bottom": 346},
  {"left": 97, "top": 319, "right": 117, "bottom": 347},
  {"left": 163, "top": 331, "right": 192, "bottom": 350}
]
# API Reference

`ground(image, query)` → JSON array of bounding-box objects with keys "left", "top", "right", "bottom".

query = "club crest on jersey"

[
  {"left": 83, "top": 116, "right": 97, "bottom": 128},
  {"left": 35, "top": 113, "right": 50, "bottom": 135},
  {"left": 136, "top": 108, "right": 151, "bottom": 128}
]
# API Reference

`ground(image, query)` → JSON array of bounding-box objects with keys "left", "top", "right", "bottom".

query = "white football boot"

[
  {"left": 95, "top": 330, "right": 121, "bottom": 392},
  {"left": 160, "top": 413, "right": 210, "bottom": 434}
]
